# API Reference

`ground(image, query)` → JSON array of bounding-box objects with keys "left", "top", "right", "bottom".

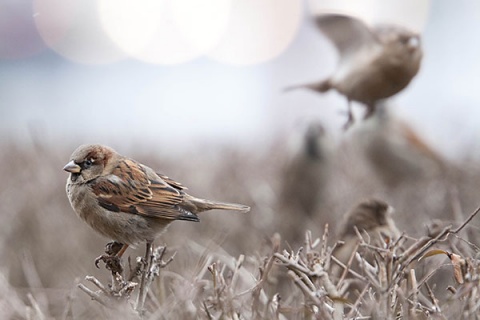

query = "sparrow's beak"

[
  {"left": 63, "top": 160, "right": 81, "bottom": 173},
  {"left": 407, "top": 34, "right": 421, "bottom": 51}
]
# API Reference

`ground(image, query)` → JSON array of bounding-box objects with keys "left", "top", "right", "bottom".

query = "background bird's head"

[
  {"left": 375, "top": 24, "right": 423, "bottom": 62},
  {"left": 339, "top": 198, "right": 397, "bottom": 238}
]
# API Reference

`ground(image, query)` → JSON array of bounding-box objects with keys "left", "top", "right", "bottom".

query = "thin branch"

[
  {"left": 337, "top": 242, "right": 360, "bottom": 286},
  {"left": 77, "top": 283, "right": 112, "bottom": 308},
  {"left": 26, "top": 293, "right": 46, "bottom": 320},
  {"left": 85, "top": 276, "right": 110, "bottom": 295},
  {"left": 452, "top": 206, "right": 480, "bottom": 234},
  {"left": 287, "top": 270, "right": 322, "bottom": 306}
]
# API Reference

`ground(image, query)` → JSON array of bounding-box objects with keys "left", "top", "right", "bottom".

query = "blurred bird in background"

[
  {"left": 353, "top": 106, "right": 445, "bottom": 188},
  {"left": 331, "top": 199, "right": 401, "bottom": 278},
  {"left": 286, "top": 13, "right": 423, "bottom": 129},
  {"left": 275, "top": 121, "right": 333, "bottom": 244}
]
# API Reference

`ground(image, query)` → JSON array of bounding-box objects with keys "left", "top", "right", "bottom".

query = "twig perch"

[{"left": 78, "top": 244, "right": 175, "bottom": 317}]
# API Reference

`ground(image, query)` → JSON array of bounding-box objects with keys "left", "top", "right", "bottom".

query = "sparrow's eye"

[
  {"left": 84, "top": 159, "right": 94, "bottom": 168},
  {"left": 400, "top": 35, "right": 419, "bottom": 49},
  {"left": 398, "top": 35, "right": 410, "bottom": 44}
]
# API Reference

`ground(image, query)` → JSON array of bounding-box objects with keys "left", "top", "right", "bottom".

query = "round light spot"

[
  {"left": 99, "top": 0, "right": 231, "bottom": 65},
  {"left": 34, "top": 0, "right": 127, "bottom": 64},
  {"left": 208, "top": 0, "right": 303, "bottom": 66},
  {"left": 0, "top": 2, "right": 46, "bottom": 59}
]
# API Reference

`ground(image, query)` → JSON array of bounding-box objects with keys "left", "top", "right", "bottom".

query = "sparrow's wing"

[
  {"left": 89, "top": 159, "right": 199, "bottom": 222},
  {"left": 314, "top": 14, "right": 380, "bottom": 57},
  {"left": 157, "top": 173, "right": 187, "bottom": 191}
]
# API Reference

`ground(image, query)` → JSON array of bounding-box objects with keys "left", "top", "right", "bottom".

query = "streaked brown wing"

[
  {"left": 157, "top": 173, "right": 187, "bottom": 191},
  {"left": 90, "top": 159, "right": 198, "bottom": 221}
]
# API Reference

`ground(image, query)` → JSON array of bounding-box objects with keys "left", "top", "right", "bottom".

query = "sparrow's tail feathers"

[
  {"left": 192, "top": 197, "right": 250, "bottom": 214},
  {"left": 284, "top": 79, "right": 332, "bottom": 93}
]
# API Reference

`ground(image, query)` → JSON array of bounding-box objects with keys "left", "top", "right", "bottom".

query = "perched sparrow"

[
  {"left": 332, "top": 199, "right": 401, "bottom": 276},
  {"left": 278, "top": 122, "right": 332, "bottom": 218},
  {"left": 286, "top": 13, "right": 422, "bottom": 129},
  {"left": 64, "top": 144, "right": 250, "bottom": 261}
]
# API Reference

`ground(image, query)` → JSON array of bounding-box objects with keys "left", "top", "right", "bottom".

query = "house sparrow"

[
  {"left": 64, "top": 144, "right": 250, "bottom": 263},
  {"left": 332, "top": 199, "right": 401, "bottom": 277},
  {"left": 278, "top": 122, "right": 332, "bottom": 216},
  {"left": 275, "top": 122, "right": 333, "bottom": 244},
  {"left": 286, "top": 13, "right": 422, "bottom": 129}
]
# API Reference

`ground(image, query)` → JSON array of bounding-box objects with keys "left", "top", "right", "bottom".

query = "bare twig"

[
  {"left": 346, "top": 284, "right": 369, "bottom": 318},
  {"left": 337, "top": 242, "right": 360, "bottom": 286},
  {"left": 408, "top": 269, "right": 418, "bottom": 317},
  {"left": 396, "top": 205, "right": 480, "bottom": 287},
  {"left": 135, "top": 242, "right": 152, "bottom": 314},
  {"left": 330, "top": 255, "right": 367, "bottom": 282},
  {"left": 424, "top": 282, "right": 441, "bottom": 313},
  {"left": 136, "top": 245, "right": 175, "bottom": 314},
  {"left": 62, "top": 280, "right": 77, "bottom": 320},
  {"left": 320, "top": 224, "right": 329, "bottom": 258},
  {"left": 452, "top": 206, "right": 480, "bottom": 234},
  {"left": 77, "top": 283, "right": 112, "bottom": 308},
  {"left": 26, "top": 293, "right": 46, "bottom": 320},
  {"left": 287, "top": 270, "right": 322, "bottom": 306},
  {"left": 85, "top": 275, "right": 110, "bottom": 295}
]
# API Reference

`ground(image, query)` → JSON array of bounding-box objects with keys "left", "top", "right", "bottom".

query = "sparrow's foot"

[
  {"left": 105, "top": 241, "right": 124, "bottom": 256},
  {"left": 342, "top": 112, "right": 355, "bottom": 131},
  {"left": 95, "top": 254, "right": 123, "bottom": 274},
  {"left": 341, "top": 101, "right": 355, "bottom": 131},
  {"left": 94, "top": 241, "right": 125, "bottom": 273},
  {"left": 363, "top": 108, "right": 375, "bottom": 120}
]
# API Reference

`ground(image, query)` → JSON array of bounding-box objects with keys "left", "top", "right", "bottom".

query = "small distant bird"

[
  {"left": 286, "top": 13, "right": 423, "bottom": 129},
  {"left": 332, "top": 199, "right": 401, "bottom": 276},
  {"left": 278, "top": 122, "right": 332, "bottom": 218},
  {"left": 356, "top": 106, "right": 444, "bottom": 187},
  {"left": 64, "top": 144, "right": 250, "bottom": 263}
]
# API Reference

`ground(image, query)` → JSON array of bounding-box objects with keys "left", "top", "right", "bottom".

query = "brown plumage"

[
  {"left": 332, "top": 199, "right": 401, "bottom": 277},
  {"left": 286, "top": 13, "right": 423, "bottom": 129},
  {"left": 278, "top": 122, "right": 331, "bottom": 217},
  {"left": 275, "top": 122, "right": 333, "bottom": 244},
  {"left": 64, "top": 144, "right": 250, "bottom": 258}
]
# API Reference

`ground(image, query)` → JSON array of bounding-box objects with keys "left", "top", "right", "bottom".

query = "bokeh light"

[
  {"left": 0, "top": 1, "right": 46, "bottom": 59},
  {"left": 207, "top": 0, "right": 303, "bottom": 66},
  {"left": 99, "top": 0, "right": 231, "bottom": 65},
  {"left": 34, "top": 0, "right": 127, "bottom": 64}
]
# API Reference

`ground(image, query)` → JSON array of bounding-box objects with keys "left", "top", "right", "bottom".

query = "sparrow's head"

[
  {"left": 340, "top": 198, "right": 396, "bottom": 238},
  {"left": 375, "top": 25, "right": 422, "bottom": 57},
  {"left": 64, "top": 144, "right": 115, "bottom": 183}
]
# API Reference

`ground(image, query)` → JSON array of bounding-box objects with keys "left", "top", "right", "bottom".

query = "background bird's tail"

[{"left": 284, "top": 79, "right": 331, "bottom": 93}]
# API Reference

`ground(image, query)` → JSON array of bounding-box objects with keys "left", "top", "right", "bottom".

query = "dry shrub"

[{"left": 1, "top": 138, "right": 480, "bottom": 319}]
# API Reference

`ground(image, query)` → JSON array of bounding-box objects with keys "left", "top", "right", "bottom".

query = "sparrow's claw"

[
  {"left": 342, "top": 112, "right": 355, "bottom": 131},
  {"left": 340, "top": 101, "right": 355, "bottom": 131},
  {"left": 95, "top": 241, "right": 123, "bottom": 270},
  {"left": 94, "top": 254, "right": 123, "bottom": 273},
  {"left": 363, "top": 104, "right": 377, "bottom": 120},
  {"left": 95, "top": 254, "right": 107, "bottom": 269},
  {"left": 105, "top": 241, "right": 124, "bottom": 256}
]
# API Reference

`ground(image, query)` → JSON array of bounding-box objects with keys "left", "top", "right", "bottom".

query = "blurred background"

[
  {"left": 1, "top": 0, "right": 479, "bottom": 157},
  {"left": 1, "top": 0, "right": 480, "bottom": 318}
]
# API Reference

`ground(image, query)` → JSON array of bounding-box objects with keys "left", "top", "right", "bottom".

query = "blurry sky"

[{"left": 0, "top": 0, "right": 479, "bottom": 159}]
